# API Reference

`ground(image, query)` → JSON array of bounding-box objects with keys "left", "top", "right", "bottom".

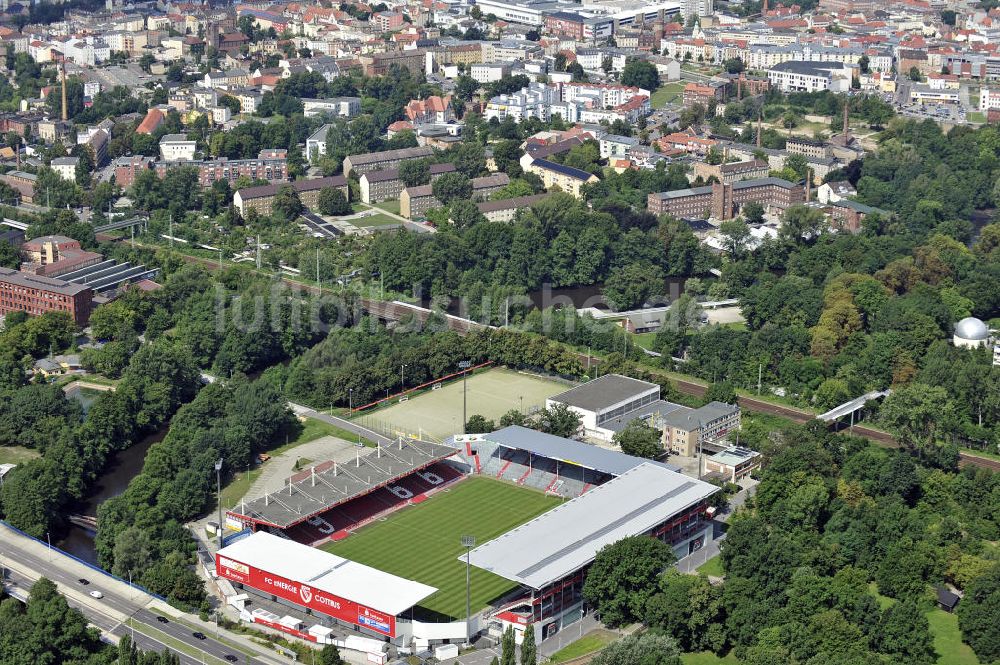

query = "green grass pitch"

[
  {"left": 351, "top": 367, "right": 569, "bottom": 441},
  {"left": 320, "top": 476, "right": 562, "bottom": 620}
]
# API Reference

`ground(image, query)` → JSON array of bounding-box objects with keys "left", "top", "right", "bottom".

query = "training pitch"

[
  {"left": 321, "top": 476, "right": 561, "bottom": 619},
  {"left": 353, "top": 367, "right": 569, "bottom": 440}
]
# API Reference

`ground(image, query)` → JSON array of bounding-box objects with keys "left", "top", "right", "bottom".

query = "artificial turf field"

[
  {"left": 320, "top": 476, "right": 562, "bottom": 620},
  {"left": 350, "top": 367, "right": 568, "bottom": 441}
]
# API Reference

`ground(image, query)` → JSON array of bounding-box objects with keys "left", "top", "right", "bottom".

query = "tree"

[
  {"left": 940, "top": 8, "right": 957, "bottom": 25},
  {"left": 0, "top": 237, "right": 20, "bottom": 268},
  {"left": 450, "top": 199, "right": 486, "bottom": 228},
  {"left": 909, "top": 66, "right": 922, "bottom": 82},
  {"left": 272, "top": 184, "right": 302, "bottom": 221},
  {"left": 455, "top": 75, "right": 480, "bottom": 103},
  {"left": 958, "top": 564, "right": 1000, "bottom": 663},
  {"left": 319, "top": 644, "right": 344, "bottom": 665},
  {"left": 466, "top": 414, "right": 495, "bottom": 433},
  {"left": 499, "top": 409, "right": 527, "bottom": 427},
  {"left": 720, "top": 218, "right": 752, "bottom": 257},
  {"left": 621, "top": 59, "right": 660, "bottom": 91},
  {"left": 582, "top": 536, "right": 674, "bottom": 626},
  {"left": 591, "top": 632, "right": 682, "bottom": 665},
  {"left": 520, "top": 625, "right": 537, "bottom": 665},
  {"left": 399, "top": 159, "right": 431, "bottom": 187},
  {"left": 500, "top": 625, "right": 516, "bottom": 665},
  {"left": 742, "top": 200, "right": 766, "bottom": 225},
  {"left": 604, "top": 263, "right": 664, "bottom": 311},
  {"left": 879, "top": 383, "right": 956, "bottom": 458},
  {"left": 317, "top": 187, "right": 351, "bottom": 216},
  {"left": 723, "top": 57, "right": 745, "bottom": 74},
  {"left": 535, "top": 403, "right": 581, "bottom": 438},
  {"left": 859, "top": 54, "right": 870, "bottom": 74},
  {"left": 432, "top": 172, "right": 472, "bottom": 204},
  {"left": 613, "top": 421, "right": 662, "bottom": 458},
  {"left": 702, "top": 381, "right": 737, "bottom": 405}
]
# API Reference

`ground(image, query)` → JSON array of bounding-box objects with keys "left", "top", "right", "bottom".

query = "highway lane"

[{"left": 0, "top": 533, "right": 275, "bottom": 665}]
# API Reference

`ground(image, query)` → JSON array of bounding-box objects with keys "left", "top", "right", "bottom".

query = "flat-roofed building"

[
  {"left": 0, "top": 266, "right": 93, "bottom": 326},
  {"left": 648, "top": 178, "right": 803, "bottom": 220}
]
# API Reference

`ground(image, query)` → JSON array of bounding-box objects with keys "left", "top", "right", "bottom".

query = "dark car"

[
  {"left": 225, "top": 656, "right": 238, "bottom": 662},
  {"left": 156, "top": 616, "right": 169, "bottom": 624},
  {"left": 78, "top": 578, "right": 90, "bottom": 585},
  {"left": 192, "top": 632, "right": 206, "bottom": 640}
]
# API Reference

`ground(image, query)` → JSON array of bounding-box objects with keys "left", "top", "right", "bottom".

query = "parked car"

[{"left": 89, "top": 590, "right": 103, "bottom": 599}]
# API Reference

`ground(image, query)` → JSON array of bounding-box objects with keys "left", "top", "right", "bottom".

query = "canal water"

[{"left": 59, "top": 386, "right": 166, "bottom": 564}]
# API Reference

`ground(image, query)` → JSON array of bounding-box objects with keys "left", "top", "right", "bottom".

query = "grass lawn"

[
  {"left": 928, "top": 609, "right": 980, "bottom": 665},
  {"left": 969, "top": 112, "right": 987, "bottom": 124},
  {"left": 0, "top": 445, "right": 40, "bottom": 465},
  {"left": 354, "top": 213, "right": 401, "bottom": 228},
  {"left": 681, "top": 652, "right": 740, "bottom": 665},
  {"left": 651, "top": 82, "right": 686, "bottom": 108},
  {"left": 371, "top": 200, "right": 401, "bottom": 215},
  {"left": 352, "top": 367, "right": 568, "bottom": 440},
  {"left": 697, "top": 556, "right": 724, "bottom": 578},
  {"left": 322, "top": 476, "right": 561, "bottom": 619},
  {"left": 631, "top": 331, "right": 657, "bottom": 348},
  {"left": 548, "top": 630, "right": 618, "bottom": 663}
]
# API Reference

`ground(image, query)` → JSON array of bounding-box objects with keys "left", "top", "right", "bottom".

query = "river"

[{"left": 59, "top": 386, "right": 166, "bottom": 564}]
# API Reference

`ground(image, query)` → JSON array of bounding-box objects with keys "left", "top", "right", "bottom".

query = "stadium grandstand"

[
  {"left": 465, "top": 461, "right": 718, "bottom": 642},
  {"left": 453, "top": 425, "right": 680, "bottom": 499},
  {"left": 226, "top": 439, "right": 464, "bottom": 542}
]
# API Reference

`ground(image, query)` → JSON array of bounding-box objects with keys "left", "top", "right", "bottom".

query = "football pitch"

[
  {"left": 321, "top": 476, "right": 562, "bottom": 620},
  {"left": 351, "top": 367, "right": 569, "bottom": 440}
]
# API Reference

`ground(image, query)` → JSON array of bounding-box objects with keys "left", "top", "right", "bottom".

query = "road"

[
  {"left": 0, "top": 523, "right": 285, "bottom": 665},
  {"left": 288, "top": 402, "right": 392, "bottom": 446}
]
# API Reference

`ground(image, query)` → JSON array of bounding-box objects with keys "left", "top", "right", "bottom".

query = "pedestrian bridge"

[{"left": 817, "top": 390, "right": 891, "bottom": 422}]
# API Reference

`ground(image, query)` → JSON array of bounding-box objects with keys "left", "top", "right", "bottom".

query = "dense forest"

[{"left": 582, "top": 423, "right": 1000, "bottom": 665}]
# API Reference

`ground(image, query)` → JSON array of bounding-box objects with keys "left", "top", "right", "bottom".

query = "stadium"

[{"left": 217, "top": 424, "right": 719, "bottom": 655}]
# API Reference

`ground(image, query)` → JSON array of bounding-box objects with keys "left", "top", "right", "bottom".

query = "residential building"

[
  {"left": 234, "top": 176, "right": 349, "bottom": 217},
  {"left": 155, "top": 149, "right": 288, "bottom": 187},
  {"left": 661, "top": 401, "right": 742, "bottom": 457},
  {"left": 817, "top": 181, "right": 857, "bottom": 205},
  {"left": 302, "top": 97, "right": 362, "bottom": 118},
  {"left": 682, "top": 81, "right": 726, "bottom": 107},
  {"left": 524, "top": 159, "right": 599, "bottom": 198},
  {"left": 400, "top": 174, "right": 510, "bottom": 219},
  {"left": 159, "top": 134, "right": 196, "bottom": 161},
  {"left": 648, "top": 178, "right": 804, "bottom": 220},
  {"left": 359, "top": 49, "right": 427, "bottom": 77},
  {"left": 359, "top": 163, "right": 455, "bottom": 204},
  {"left": 469, "top": 63, "right": 510, "bottom": 83},
  {"left": 306, "top": 124, "right": 331, "bottom": 162},
  {"left": 404, "top": 95, "right": 454, "bottom": 124},
  {"left": 785, "top": 137, "right": 831, "bottom": 160},
  {"left": 342, "top": 146, "right": 435, "bottom": 177},
  {"left": 50, "top": 156, "right": 79, "bottom": 182},
  {"left": 113, "top": 156, "right": 155, "bottom": 188},
  {"left": 599, "top": 134, "right": 640, "bottom": 159},
  {"left": 0, "top": 267, "right": 93, "bottom": 327},
  {"left": 475, "top": 194, "right": 549, "bottom": 223},
  {"left": 766, "top": 61, "right": 853, "bottom": 93}
]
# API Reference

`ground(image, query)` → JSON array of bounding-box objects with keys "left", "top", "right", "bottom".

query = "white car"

[{"left": 89, "top": 590, "right": 103, "bottom": 599}]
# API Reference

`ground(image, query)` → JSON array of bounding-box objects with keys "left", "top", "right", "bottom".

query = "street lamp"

[
  {"left": 349, "top": 388, "right": 353, "bottom": 414},
  {"left": 459, "top": 361, "right": 472, "bottom": 434},
  {"left": 214, "top": 458, "right": 224, "bottom": 551},
  {"left": 400, "top": 364, "right": 407, "bottom": 390},
  {"left": 461, "top": 535, "right": 476, "bottom": 647}
]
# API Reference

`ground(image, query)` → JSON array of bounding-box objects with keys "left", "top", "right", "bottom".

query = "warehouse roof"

[
  {"left": 464, "top": 463, "right": 717, "bottom": 589},
  {"left": 0, "top": 267, "right": 92, "bottom": 296},
  {"left": 218, "top": 532, "right": 437, "bottom": 616},
  {"left": 549, "top": 374, "right": 659, "bottom": 412}
]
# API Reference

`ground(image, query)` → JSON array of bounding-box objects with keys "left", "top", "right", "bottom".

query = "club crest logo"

[{"left": 300, "top": 584, "right": 313, "bottom": 604}]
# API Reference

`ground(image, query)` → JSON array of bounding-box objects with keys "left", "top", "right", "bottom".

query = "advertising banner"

[{"left": 217, "top": 555, "right": 396, "bottom": 637}]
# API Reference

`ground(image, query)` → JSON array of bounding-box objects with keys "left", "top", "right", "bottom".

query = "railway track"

[{"left": 119, "top": 239, "right": 1000, "bottom": 472}]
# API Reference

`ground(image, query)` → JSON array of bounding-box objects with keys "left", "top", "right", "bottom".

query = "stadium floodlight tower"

[
  {"left": 462, "top": 534, "right": 476, "bottom": 647},
  {"left": 215, "top": 458, "right": 224, "bottom": 551},
  {"left": 459, "top": 360, "right": 472, "bottom": 434}
]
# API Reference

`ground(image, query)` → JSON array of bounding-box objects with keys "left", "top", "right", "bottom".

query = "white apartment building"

[
  {"left": 766, "top": 61, "right": 853, "bottom": 93},
  {"left": 159, "top": 134, "right": 196, "bottom": 161},
  {"left": 469, "top": 62, "right": 510, "bottom": 83},
  {"left": 50, "top": 156, "right": 79, "bottom": 182},
  {"left": 980, "top": 88, "right": 1000, "bottom": 113}
]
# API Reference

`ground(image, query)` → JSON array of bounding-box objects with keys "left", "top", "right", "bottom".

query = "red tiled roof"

[{"left": 136, "top": 108, "right": 165, "bottom": 135}]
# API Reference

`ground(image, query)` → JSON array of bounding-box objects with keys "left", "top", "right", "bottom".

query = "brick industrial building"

[
  {"left": 0, "top": 267, "right": 93, "bottom": 326},
  {"left": 648, "top": 178, "right": 803, "bottom": 220}
]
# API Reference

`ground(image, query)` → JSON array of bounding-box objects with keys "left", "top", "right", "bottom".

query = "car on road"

[
  {"left": 78, "top": 578, "right": 90, "bottom": 585},
  {"left": 156, "top": 616, "right": 169, "bottom": 624},
  {"left": 225, "top": 656, "right": 238, "bottom": 662},
  {"left": 192, "top": 632, "right": 206, "bottom": 640},
  {"left": 89, "top": 590, "right": 103, "bottom": 599}
]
